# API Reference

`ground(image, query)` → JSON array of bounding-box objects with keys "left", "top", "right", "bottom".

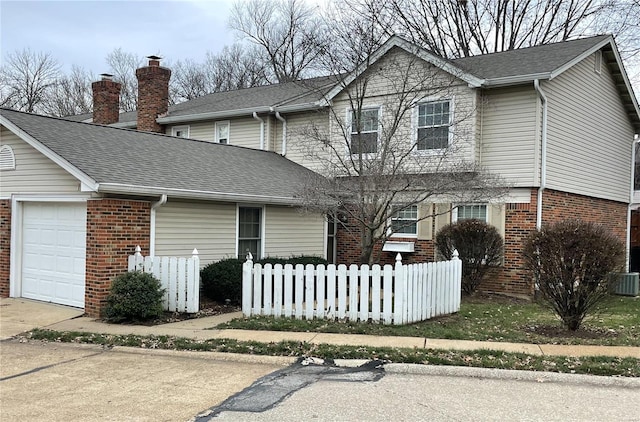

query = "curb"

[
  {"left": 383, "top": 363, "right": 640, "bottom": 388},
  {"left": 110, "top": 345, "right": 297, "bottom": 366}
]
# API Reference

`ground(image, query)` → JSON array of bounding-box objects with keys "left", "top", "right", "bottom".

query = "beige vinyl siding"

[
  {"left": 264, "top": 205, "right": 325, "bottom": 258},
  {"left": 154, "top": 200, "right": 237, "bottom": 266},
  {"left": 544, "top": 52, "right": 634, "bottom": 203},
  {"left": 325, "top": 47, "right": 478, "bottom": 169},
  {"left": 278, "top": 110, "right": 330, "bottom": 171},
  {"left": 0, "top": 126, "right": 81, "bottom": 196},
  {"left": 479, "top": 86, "right": 540, "bottom": 187},
  {"left": 167, "top": 116, "right": 262, "bottom": 148}
]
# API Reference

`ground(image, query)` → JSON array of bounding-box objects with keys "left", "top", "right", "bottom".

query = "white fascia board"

[
  {"left": 482, "top": 73, "right": 551, "bottom": 87},
  {"left": 97, "top": 183, "right": 303, "bottom": 206},
  {"left": 0, "top": 116, "right": 99, "bottom": 192},
  {"left": 549, "top": 36, "right": 613, "bottom": 80},
  {"left": 157, "top": 107, "right": 273, "bottom": 124}
]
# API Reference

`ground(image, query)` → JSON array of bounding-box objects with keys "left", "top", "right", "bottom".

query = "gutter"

[
  {"left": 156, "top": 103, "right": 322, "bottom": 125},
  {"left": 534, "top": 79, "right": 548, "bottom": 230},
  {"left": 274, "top": 111, "right": 287, "bottom": 156},
  {"left": 96, "top": 183, "right": 303, "bottom": 206},
  {"left": 149, "top": 194, "right": 167, "bottom": 256},
  {"left": 253, "top": 112, "right": 265, "bottom": 150}
]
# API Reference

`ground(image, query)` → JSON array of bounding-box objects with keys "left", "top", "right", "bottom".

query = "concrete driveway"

[
  {"left": 0, "top": 297, "right": 84, "bottom": 339},
  {"left": 1, "top": 340, "right": 291, "bottom": 421}
]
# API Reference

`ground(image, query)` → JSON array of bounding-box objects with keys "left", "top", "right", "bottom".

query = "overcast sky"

[{"left": 1, "top": 0, "right": 238, "bottom": 74}]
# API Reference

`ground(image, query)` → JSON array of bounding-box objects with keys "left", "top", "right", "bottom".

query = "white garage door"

[{"left": 21, "top": 202, "right": 87, "bottom": 308}]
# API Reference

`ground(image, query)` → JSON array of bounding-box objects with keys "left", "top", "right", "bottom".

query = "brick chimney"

[
  {"left": 135, "top": 55, "right": 171, "bottom": 133},
  {"left": 91, "top": 74, "right": 121, "bottom": 125}
]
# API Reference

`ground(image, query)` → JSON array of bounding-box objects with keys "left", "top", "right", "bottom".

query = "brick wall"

[
  {"left": 0, "top": 199, "right": 10, "bottom": 297},
  {"left": 135, "top": 58, "right": 171, "bottom": 133},
  {"left": 85, "top": 198, "right": 151, "bottom": 317},
  {"left": 335, "top": 188, "right": 628, "bottom": 298},
  {"left": 484, "top": 191, "right": 537, "bottom": 297}
]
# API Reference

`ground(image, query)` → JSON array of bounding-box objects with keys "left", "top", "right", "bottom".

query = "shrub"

[
  {"left": 523, "top": 220, "right": 625, "bottom": 331},
  {"left": 201, "top": 258, "right": 245, "bottom": 304},
  {"left": 103, "top": 271, "right": 165, "bottom": 322},
  {"left": 200, "top": 256, "right": 328, "bottom": 304},
  {"left": 435, "top": 219, "right": 504, "bottom": 295}
]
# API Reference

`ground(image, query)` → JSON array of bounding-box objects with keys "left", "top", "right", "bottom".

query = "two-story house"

[{"left": 1, "top": 34, "right": 638, "bottom": 314}]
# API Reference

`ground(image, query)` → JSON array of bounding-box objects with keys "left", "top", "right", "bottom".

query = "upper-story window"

[
  {"left": 171, "top": 125, "right": 190, "bottom": 138},
  {"left": 350, "top": 108, "right": 379, "bottom": 154},
  {"left": 453, "top": 204, "right": 487, "bottom": 222},
  {"left": 215, "top": 121, "right": 230, "bottom": 144},
  {"left": 0, "top": 145, "right": 16, "bottom": 171},
  {"left": 416, "top": 100, "right": 451, "bottom": 150},
  {"left": 391, "top": 205, "right": 418, "bottom": 236}
]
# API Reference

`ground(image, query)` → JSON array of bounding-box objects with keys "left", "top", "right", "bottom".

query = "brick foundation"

[
  {"left": 336, "top": 188, "right": 628, "bottom": 298},
  {"left": 0, "top": 199, "right": 11, "bottom": 297},
  {"left": 85, "top": 198, "right": 151, "bottom": 317}
]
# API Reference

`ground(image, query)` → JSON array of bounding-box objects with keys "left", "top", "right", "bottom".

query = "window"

[
  {"left": 238, "top": 207, "right": 261, "bottom": 258},
  {"left": 215, "top": 121, "right": 230, "bottom": 144},
  {"left": 171, "top": 125, "right": 190, "bottom": 138},
  {"left": 416, "top": 100, "right": 451, "bottom": 150},
  {"left": 350, "top": 108, "right": 379, "bottom": 154},
  {"left": 0, "top": 145, "right": 16, "bottom": 171},
  {"left": 454, "top": 204, "right": 488, "bottom": 222},
  {"left": 391, "top": 205, "right": 418, "bottom": 236}
]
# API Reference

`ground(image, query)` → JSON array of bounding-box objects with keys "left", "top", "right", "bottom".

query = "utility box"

[{"left": 610, "top": 273, "right": 639, "bottom": 297}]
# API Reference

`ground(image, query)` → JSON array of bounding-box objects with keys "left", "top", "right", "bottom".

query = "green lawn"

[{"left": 217, "top": 295, "right": 640, "bottom": 346}]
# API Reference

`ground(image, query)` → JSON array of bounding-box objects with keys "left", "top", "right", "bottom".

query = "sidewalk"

[
  {"left": 42, "top": 311, "right": 640, "bottom": 359},
  {"left": 2, "top": 298, "right": 638, "bottom": 359}
]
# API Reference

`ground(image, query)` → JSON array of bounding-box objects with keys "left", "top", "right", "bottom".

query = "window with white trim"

[
  {"left": 215, "top": 121, "right": 230, "bottom": 144},
  {"left": 350, "top": 108, "right": 379, "bottom": 154},
  {"left": 238, "top": 207, "right": 261, "bottom": 258},
  {"left": 453, "top": 204, "right": 488, "bottom": 222},
  {"left": 171, "top": 125, "right": 190, "bottom": 138},
  {"left": 391, "top": 205, "right": 418, "bottom": 236},
  {"left": 416, "top": 100, "right": 451, "bottom": 150},
  {"left": 0, "top": 145, "right": 16, "bottom": 171}
]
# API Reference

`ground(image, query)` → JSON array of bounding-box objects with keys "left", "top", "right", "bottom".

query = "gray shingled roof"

[
  {"left": 452, "top": 35, "right": 610, "bottom": 80},
  {"left": 0, "top": 108, "right": 323, "bottom": 204},
  {"left": 111, "top": 76, "right": 335, "bottom": 126}
]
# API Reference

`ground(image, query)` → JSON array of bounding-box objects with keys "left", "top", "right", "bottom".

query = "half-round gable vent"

[{"left": 0, "top": 145, "right": 16, "bottom": 170}]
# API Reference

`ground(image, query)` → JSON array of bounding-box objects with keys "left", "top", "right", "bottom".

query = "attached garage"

[{"left": 20, "top": 202, "right": 87, "bottom": 308}]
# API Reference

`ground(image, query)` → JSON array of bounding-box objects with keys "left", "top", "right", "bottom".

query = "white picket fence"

[
  {"left": 128, "top": 246, "right": 200, "bottom": 313},
  {"left": 242, "top": 252, "right": 462, "bottom": 325}
]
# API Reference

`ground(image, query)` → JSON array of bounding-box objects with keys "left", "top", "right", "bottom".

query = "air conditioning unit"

[{"left": 610, "top": 273, "right": 639, "bottom": 297}]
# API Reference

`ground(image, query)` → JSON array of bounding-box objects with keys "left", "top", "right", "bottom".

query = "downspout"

[
  {"left": 149, "top": 194, "right": 167, "bottom": 256},
  {"left": 253, "top": 112, "right": 265, "bottom": 150},
  {"left": 275, "top": 111, "right": 287, "bottom": 156},
  {"left": 534, "top": 79, "right": 548, "bottom": 230},
  {"left": 628, "top": 136, "right": 640, "bottom": 271}
]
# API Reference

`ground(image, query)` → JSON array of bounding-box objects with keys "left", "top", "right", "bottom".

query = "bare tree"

[
  {"left": 0, "top": 49, "right": 60, "bottom": 113},
  {"left": 230, "top": 0, "right": 327, "bottom": 83},
  {"left": 296, "top": 15, "right": 504, "bottom": 264},
  {"left": 43, "top": 65, "right": 94, "bottom": 117},
  {"left": 106, "top": 48, "right": 144, "bottom": 112},
  {"left": 378, "top": 0, "right": 640, "bottom": 59}
]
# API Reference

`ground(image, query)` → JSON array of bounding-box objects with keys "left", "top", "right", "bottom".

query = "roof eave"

[
  {"left": 97, "top": 183, "right": 303, "bottom": 205},
  {"left": 0, "top": 115, "right": 100, "bottom": 191},
  {"left": 157, "top": 102, "right": 324, "bottom": 124},
  {"left": 482, "top": 73, "right": 551, "bottom": 87}
]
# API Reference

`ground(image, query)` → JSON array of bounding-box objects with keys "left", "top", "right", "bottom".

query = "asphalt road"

[
  {"left": 0, "top": 340, "right": 289, "bottom": 421},
  {"left": 212, "top": 362, "right": 640, "bottom": 422}
]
